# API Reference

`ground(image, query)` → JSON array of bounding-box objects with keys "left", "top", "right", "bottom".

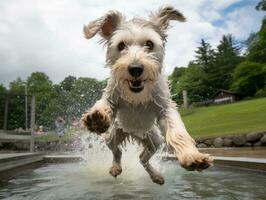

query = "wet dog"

[{"left": 81, "top": 6, "right": 213, "bottom": 185}]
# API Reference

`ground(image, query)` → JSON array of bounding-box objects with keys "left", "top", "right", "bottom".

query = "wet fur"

[{"left": 81, "top": 6, "right": 213, "bottom": 185}]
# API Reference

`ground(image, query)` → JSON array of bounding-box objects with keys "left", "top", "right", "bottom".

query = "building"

[{"left": 211, "top": 89, "right": 238, "bottom": 104}]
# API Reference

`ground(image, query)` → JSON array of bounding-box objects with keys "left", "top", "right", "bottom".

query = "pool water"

[{"left": 0, "top": 161, "right": 265, "bottom": 200}]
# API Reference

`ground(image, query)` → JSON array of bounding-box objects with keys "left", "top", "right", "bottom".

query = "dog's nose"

[{"left": 128, "top": 64, "right": 144, "bottom": 78}]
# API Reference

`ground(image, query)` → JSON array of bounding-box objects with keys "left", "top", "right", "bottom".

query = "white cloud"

[{"left": 0, "top": 0, "right": 264, "bottom": 86}]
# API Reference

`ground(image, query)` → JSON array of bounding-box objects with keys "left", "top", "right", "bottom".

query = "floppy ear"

[
  {"left": 83, "top": 11, "right": 123, "bottom": 40},
  {"left": 150, "top": 6, "right": 186, "bottom": 30}
]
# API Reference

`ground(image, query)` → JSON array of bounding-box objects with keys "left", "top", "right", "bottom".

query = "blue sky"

[
  {"left": 0, "top": 0, "right": 264, "bottom": 86},
  {"left": 213, "top": 0, "right": 260, "bottom": 26}
]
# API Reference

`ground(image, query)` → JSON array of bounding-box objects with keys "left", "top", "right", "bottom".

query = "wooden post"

[
  {"left": 30, "top": 95, "right": 36, "bottom": 152},
  {"left": 182, "top": 90, "right": 188, "bottom": 108},
  {"left": 3, "top": 97, "right": 9, "bottom": 130},
  {"left": 25, "top": 84, "right": 28, "bottom": 130}
]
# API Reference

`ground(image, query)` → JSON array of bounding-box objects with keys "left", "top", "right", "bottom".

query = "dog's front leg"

[
  {"left": 158, "top": 101, "right": 213, "bottom": 171},
  {"left": 81, "top": 99, "right": 113, "bottom": 134}
]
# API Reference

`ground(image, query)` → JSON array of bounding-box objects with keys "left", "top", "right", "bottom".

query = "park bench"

[{"left": 0, "top": 130, "right": 34, "bottom": 152}]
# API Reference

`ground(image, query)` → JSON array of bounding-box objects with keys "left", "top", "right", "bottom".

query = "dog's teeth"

[{"left": 129, "top": 80, "right": 144, "bottom": 88}]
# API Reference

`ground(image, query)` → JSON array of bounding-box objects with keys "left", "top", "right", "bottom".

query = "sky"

[{"left": 0, "top": 0, "right": 264, "bottom": 87}]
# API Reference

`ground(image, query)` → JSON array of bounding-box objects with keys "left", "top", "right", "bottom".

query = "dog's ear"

[
  {"left": 83, "top": 11, "right": 123, "bottom": 40},
  {"left": 150, "top": 6, "right": 186, "bottom": 30}
]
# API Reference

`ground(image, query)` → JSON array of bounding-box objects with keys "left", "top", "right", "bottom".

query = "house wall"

[{"left": 213, "top": 92, "right": 236, "bottom": 104}]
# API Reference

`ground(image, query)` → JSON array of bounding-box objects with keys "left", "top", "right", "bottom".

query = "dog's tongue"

[{"left": 131, "top": 80, "right": 141, "bottom": 87}]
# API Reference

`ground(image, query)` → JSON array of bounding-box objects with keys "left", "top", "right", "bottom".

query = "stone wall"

[
  {"left": 0, "top": 139, "right": 83, "bottom": 152},
  {"left": 1, "top": 131, "right": 266, "bottom": 152},
  {"left": 196, "top": 131, "right": 266, "bottom": 148}
]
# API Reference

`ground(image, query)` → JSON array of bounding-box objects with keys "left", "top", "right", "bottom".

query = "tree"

[
  {"left": 247, "top": 18, "right": 266, "bottom": 63},
  {"left": 27, "top": 72, "right": 56, "bottom": 128},
  {"left": 175, "top": 64, "right": 208, "bottom": 103},
  {"left": 245, "top": 32, "right": 258, "bottom": 49},
  {"left": 169, "top": 67, "right": 186, "bottom": 103},
  {"left": 69, "top": 77, "right": 106, "bottom": 119},
  {"left": 256, "top": 0, "right": 266, "bottom": 11},
  {"left": 0, "top": 84, "right": 7, "bottom": 129},
  {"left": 230, "top": 61, "right": 266, "bottom": 97},
  {"left": 209, "top": 34, "right": 243, "bottom": 91},
  {"left": 8, "top": 78, "right": 26, "bottom": 129},
  {"left": 194, "top": 39, "right": 215, "bottom": 73},
  {"left": 51, "top": 76, "right": 106, "bottom": 126},
  {"left": 60, "top": 76, "right": 77, "bottom": 91}
]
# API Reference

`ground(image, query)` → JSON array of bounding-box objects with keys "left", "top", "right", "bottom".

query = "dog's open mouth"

[{"left": 128, "top": 79, "right": 144, "bottom": 93}]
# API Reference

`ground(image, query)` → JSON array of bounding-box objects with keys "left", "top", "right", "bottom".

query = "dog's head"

[{"left": 84, "top": 6, "right": 186, "bottom": 105}]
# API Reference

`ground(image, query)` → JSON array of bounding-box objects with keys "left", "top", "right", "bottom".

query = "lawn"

[
  {"left": 35, "top": 98, "right": 266, "bottom": 142},
  {"left": 179, "top": 98, "right": 266, "bottom": 139},
  {"left": 35, "top": 129, "right": 77, "bottom": 142}
]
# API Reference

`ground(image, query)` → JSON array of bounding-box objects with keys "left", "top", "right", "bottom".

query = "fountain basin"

[{"left": 0, "top": 160, "right": 265, "bottom": 200}]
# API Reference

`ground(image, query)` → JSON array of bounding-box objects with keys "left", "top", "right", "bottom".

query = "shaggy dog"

[{"left": 81, "top": 6, "right": 213, "bottom": 185}]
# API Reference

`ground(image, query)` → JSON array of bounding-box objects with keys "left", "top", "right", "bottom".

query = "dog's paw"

[
  {"left": 109, "top": 163, "right": 122, "bottom": 178},
  {"left": 179, "top": 152, "right": 213, "bottom": 172},
  {"left": 81, "top": 106, "right": 112, "bottom": 134},
  {"left": 150, "top": 172, "right": 165, "bottom": 185}
]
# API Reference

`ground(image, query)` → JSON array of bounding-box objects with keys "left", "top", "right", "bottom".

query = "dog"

[{"left": 81, "top": 6, "right": 213, "bottom": 185}]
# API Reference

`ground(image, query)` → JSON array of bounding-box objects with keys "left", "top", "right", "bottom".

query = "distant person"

[
  {"left": 35, "top": 125, "right": 44, "bottom": 135},
  {"left": 55, "top": 117, "right": 66, "bottom": 137},
  {"left": 72, "top": 119, "right": 79, "bottom": 129}
]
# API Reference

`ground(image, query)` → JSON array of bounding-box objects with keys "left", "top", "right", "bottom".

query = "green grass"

[
  {"left": 35, "top": 129, "right": 77, "bottom": 142},
  {"left": 35, "top": 98, "right": 266, "bottom": 141},
  {"left": 180, "top": 98, "right": 266, "bottom": 139}
]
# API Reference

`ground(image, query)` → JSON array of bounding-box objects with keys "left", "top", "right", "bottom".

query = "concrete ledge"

[
  {"left": 43, "top": 155, "right": 83, "bottom": 163},
  {"left": 0, "top": 153, "right": 43, "bottom": 172},
  {"left": 1, "top": 152, "right": 265, "bottom": 174},
  {"left": 199, "top": 147, "right": 266, "bottom": 158},
  {"left": 161, "top": 154, "right": 266, "bottom": 172},
  {"left": 214, "top": 156, "right": 266, "bottom": 172}
]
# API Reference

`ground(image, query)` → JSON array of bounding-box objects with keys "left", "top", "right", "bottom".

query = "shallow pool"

[{"left": 0, "top": 161, "right": 265, "bottom": 200}]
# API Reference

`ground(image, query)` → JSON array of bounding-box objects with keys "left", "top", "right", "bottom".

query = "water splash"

[{"left": 78, "top": 132, "right": 168, "bottom": 181}]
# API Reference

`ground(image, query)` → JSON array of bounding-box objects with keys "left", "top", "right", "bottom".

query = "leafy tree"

[
  {"left": 51, "top": 76, "right": 106, "bottom": 127},
  {"left": 209, "top": 34, "right": 243, "bottom": 91},
  {"left": 256, "top": 0, "right": 266, "bottom": 11},
  {"left": 169, "top": 67, "right": 186, "bottom": 104},
  {"left": 193, "top": 39, "right": 216, "bottom": 98},
  {"left": 194, "top": 39, "right": 215, "bottom": 73},
  {"left": 8, "top": 78, "right": 27, "bottom": 129},
  {"left": 247, "top": 18, "right": 266, "bottom": 63},
  {"left": 27, "top": 72, "right": 56, "bottom": 128},
  {"left": 175, "top": 64, "right": 208, "bottom": 103},
  {"left": 230, "top": 61, "right": 266, "bottom": 97},
  {"left": 69, "top": 77, "right": 106, "bottom": 119},
  {"left": 60, "top": 75, "right": 77, "bottom": 91},
  {"left": 245, "top": 32, "right": 258, "bottom": 49},
  {"left": 0, "top": 84, "right": 7, "bottom": 129}
]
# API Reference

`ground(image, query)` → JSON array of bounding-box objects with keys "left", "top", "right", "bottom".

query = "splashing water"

[
  {"left": 1, "top": 131, "right": 266, "bottom": 199},
  {"left": 78, "top": 132, "right": 168, "bottom": 182}
]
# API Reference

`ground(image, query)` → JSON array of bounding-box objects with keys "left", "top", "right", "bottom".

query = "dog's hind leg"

[
  {"left": 139, "top": 126, "right": 164, "bottom": 185},
  {"left": 105, "top": 126, "right": 127, "bottom": 178}
]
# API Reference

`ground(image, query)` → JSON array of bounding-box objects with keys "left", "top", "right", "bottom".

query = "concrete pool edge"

[
  {"left": 162, "top": 154, "right": 266, "bottom": 172},
  {"left": 0, "top": 153, "right": 43, "bottom": 172},
  {"left": 0, "top": 152, "right": 265, "bottom": 173},
  {"left": 0, "top": 153, "right": 85, "bottom": 173}
]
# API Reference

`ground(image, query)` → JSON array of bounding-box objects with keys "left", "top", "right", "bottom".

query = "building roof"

[{"left": 211, "top": 89, "right": 238, "bottom": 99}]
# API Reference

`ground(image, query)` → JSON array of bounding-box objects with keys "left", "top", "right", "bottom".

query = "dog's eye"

[
  {"left": 118, "top": 42, "right": 126, "bottom": 51},
  {"left": 144, "top": 40, "right": 154, "bottom": 50}
]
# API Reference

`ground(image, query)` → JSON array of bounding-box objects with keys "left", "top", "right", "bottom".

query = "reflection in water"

[{"left": 0, "top": 134, "right": 266, "bottom": 200}]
